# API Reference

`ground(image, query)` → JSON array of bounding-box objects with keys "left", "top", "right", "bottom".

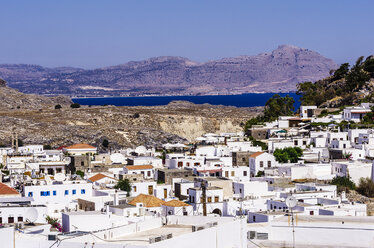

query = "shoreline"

[{"left": 71, "top": 91, "right": 297, "bottom": 99}]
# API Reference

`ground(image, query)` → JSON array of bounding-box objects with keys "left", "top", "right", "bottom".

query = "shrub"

[
  {"left": 133, "top": 113, "right": 140, "bottom": 118},
  {"left": 102, "top": 139, "right": 109, "bottom": 148},
  {"left": 54, "top": 104, "right": 62, "bottom": 109},
  {"left": 330, "top": 176, "right": 356, "bottom": 193},
  {"left": 70, "top": 103, "right": 81, "bottom": 108},
  {"left": 75, "top": 170, "right": 85, "bottom": 179},
  {"left": 43, "top": 144, "right": 52, "bottom": 150},
  {"left": 256, "top": 171, "right": 265, "bottom": 177},
  {"left": 357, "top": 178, "right": 374, "bottom": 197}
]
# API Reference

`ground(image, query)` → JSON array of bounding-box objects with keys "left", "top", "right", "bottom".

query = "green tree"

[
  {"left": 345, "top": 56, "right": 370, "bottom": 91},
  {"left": 114, "top": 179, "right": 132, "bottom": 196},
  {"left": 332, "top": 63, "right": 350, "bottom": 81},
  {"left": 263, "top": 94, "right": 295, "bottom": 121},
  {"left": 330, "top": 176, "right": 356, "bottom": 193},
  {"left": 70, "top": 103, "right": 81, "bottom": 108},
  {"left": 364, "top": 56, "right": 374, "bottom": 77},
  {"left": 357, "top": 178, "right": 374, "bottom": 197},
  {"left": 274, "top": 147, "right": 303, "bottom": 163}
]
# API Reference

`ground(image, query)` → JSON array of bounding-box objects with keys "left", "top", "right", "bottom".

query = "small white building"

[
  {"left": 63, "top": 143, "right": 97, "bottom": 155},
  {"left": 343, "top": 103, "right": 372, "bottom": 123},
  {"left": 123, "top": 165, "right": 154, "bottom": 179},
  {"left": 249, "top": 152, "right": 276, "bottom": 177},
  {"left": 300, "top": 106, "right": 317, "bottom": 118}
]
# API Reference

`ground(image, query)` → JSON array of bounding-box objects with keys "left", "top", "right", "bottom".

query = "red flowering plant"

[{"left": 45, "top": 216, "right": 62, "bottom": 232}]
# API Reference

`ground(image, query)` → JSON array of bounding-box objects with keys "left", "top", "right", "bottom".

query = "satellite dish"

[
  {"left": 25, "top": 208, "right": 38, "bottom": 223},
  {"left": 54, "top": 173, "right": 66, "bottom": 182},
  {"left": 32, "top": 179, "right": 37, "bottom": 185},
  {"left": 286, "top": 196, "right": 297, "bottom": 208}
]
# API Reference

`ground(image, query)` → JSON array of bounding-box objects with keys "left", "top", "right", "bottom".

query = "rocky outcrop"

[
  {"left": 0, "top": 45, "right": 336, "bottom": 97},
  {"left": 0, "top": 99, "right": 262, "bottom": 148},
  {"left": 0, "top": 79, "right": 72, "bottom": 110}
]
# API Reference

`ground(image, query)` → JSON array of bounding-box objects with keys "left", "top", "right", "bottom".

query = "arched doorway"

[{"left": 212, "top": 208, "right": 222, "bottom": 216}]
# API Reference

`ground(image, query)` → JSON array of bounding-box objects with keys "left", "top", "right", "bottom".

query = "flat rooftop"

[{"left": 112, "top": 224, "right": 192, "bottom": 245}]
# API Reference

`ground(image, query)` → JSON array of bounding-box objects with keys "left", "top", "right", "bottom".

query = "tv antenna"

[{"left": 286, "top": 195, "right": 297, "bottom": 248}]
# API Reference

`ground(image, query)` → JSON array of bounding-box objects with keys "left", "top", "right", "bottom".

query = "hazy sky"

[{"left": 0, "top": 0, "right": 373, "bottom": 68}]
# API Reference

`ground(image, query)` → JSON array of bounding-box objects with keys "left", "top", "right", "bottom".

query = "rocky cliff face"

[{"left": 0, "top": 45, "right": 336, "bottom": 97}]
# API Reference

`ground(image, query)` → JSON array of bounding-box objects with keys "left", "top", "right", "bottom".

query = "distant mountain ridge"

[{"left": 0, "top": 45, "right": 337, "bottom": 97}]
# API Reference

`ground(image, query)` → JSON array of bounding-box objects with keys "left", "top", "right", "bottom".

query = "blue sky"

[{"left": 0, "top": 0, "right": 373, "bottom": 68}]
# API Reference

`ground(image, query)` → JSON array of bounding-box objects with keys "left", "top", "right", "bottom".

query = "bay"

[{"left": 73, "top": 93, "right": 301, "bottom": 109}]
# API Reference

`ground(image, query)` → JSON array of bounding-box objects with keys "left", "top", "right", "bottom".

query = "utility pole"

[{"left": 201, "top": 181, "right": 207, "bottom": 216}]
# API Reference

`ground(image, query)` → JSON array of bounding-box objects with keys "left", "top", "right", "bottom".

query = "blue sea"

[{"left": 73, "top": 93, "right": 300, "bottom": 109}]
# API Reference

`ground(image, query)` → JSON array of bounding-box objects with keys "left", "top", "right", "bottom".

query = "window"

[
  {"left": 178, "top": 162, "right": 183, "bottom": 167},
  {"left": 133, "top": 186, "right": 137, "bottom": 192},
  {"left": 65, "top": 190, "right": 69, "bottom": 196},
  {"left": 243, "top": 171, "right": 247, "bottom": 176},
  {"left": 186, "top": 162, "right": 190, "bottom": 167},
  {"left": 40, "top": 191, "right": 50, "bottom": 196},
  {"left": 303, "top": 141, "right": 307, "bottom": 145},
  {"left": 294, "top": 140, "right": 298, "bottom": 145},
  {"left": 214, "top": 196, "right": 219, "bottom": 202},
  {"left": 253, "top": 216, "right": 256, "bottom": 222},
  {"left": 242, "top": 157, "right": 246, "bottom": 162},
  {"left": 17, "top": 217, "right": 23, "bottom": 222},
  {"left": 260, "top": 161, "right": 264, "bottom": 167},
  {"left": 72, "top": 190, "right": 76, "bottom": 195},
  {"left": 231, "top": 171, "right": 235, "bottom": 177},
  {"left": 28, "top": 192, "right": 33, "bottom": 197},
  {"left": 239, "top": 188, "right": 242, "bottom": 194},
  {"left": 81, "top": 161, "right": 84, "bottom": 166},
  {"left": 148, "top": 185, "right": 153, "bottom": 195},
  {"left": 53, "top": 191, "right": 57, "bottom": 196},
  {"left": 268, "top": 161, "right": 271, "bottom": 167},
  {"left": 0, "top": 217, "right": 2, "bottom": 224},
  {"left": 207, "top": 197, "right": 212, "bottom": 203},
  {"left": 164, "top": 188, "right": 168, "bottom": 198},
  {"left": 8, "top": 217, "right": 14, "bottom": 223},
  {"left": 225, "top": 171, "right": 229, "bottom": 177},
  {"left": 81, "top": 189, "right": 86, "bottom": 194},
  {"left": 147, "top": 171, "right": 151, "bottom": 177}
]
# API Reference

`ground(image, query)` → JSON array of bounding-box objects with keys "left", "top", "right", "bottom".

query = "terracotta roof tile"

[
  {"left": 128, "top": 194, "right": 165, "bottom": 207},
  {"left": 163, "top": 199, "right": 190, "bottom": 207},
  {"left": 66, "top": 144, "right": 96, "bottom": 149},
  {"left": 125, "top": 165, "right": 153, "bottom": 170},
  {"left": 0, "top": 183, "right": 20, "bottom": 196},
  {"left": 89, "top": 173, "right": 117, "bottom": 182},
  {"left": 250, "top": 151, "right": 265, "bottom": 158}
]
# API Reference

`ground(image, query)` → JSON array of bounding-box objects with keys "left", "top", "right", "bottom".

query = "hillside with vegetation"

[{"left": 297, "top": 55, "right": 374, "bottom": 108}]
